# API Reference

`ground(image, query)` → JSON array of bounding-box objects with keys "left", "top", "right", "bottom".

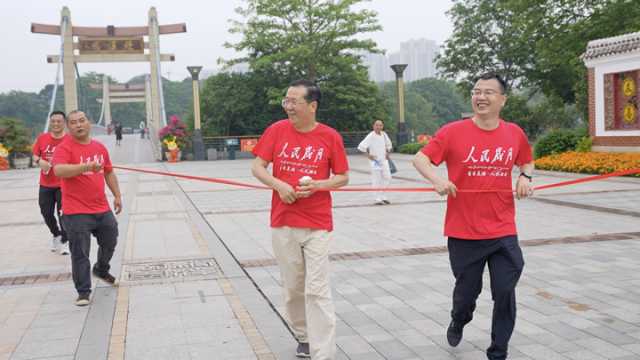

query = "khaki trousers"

[{"left": 272, "top": 227, "right": 336, "bottom": 360}]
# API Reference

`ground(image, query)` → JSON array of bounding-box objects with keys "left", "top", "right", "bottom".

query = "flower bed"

[{"left": 535, "top": 151, "right": 640, "bottom": 177}]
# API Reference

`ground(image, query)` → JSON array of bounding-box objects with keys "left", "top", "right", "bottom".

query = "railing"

[{"left": 202, "top": 131, "right": 372, "bottom": 160}]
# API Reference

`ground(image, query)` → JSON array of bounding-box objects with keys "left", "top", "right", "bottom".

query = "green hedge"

[
  {"left": 533, "top": 128, "right": 587, "bottom": 159},
  {"left": 398, "top": 142, "right": 425, "bottom": 154}
]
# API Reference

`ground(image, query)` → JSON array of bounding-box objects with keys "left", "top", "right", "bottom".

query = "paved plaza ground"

[{"left": 0, "top": 134, "right": 639, "bottom": 360}]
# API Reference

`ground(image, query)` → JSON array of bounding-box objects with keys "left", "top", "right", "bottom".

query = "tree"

[
  {"left": 0, "top": 117, "right": 31, "bottom": 152},
  {"left": 378, "top": 78, "right": 469, "bottom": 136},
  {"left": 219, "top": 0, "right": 388, "bottom": 132},
  {"left": 409, "top": 78, "right": 470, "bottom": 126},
  {"left": 438, "top": 0, "right": 640, "bottom": 107},
  {"left": 437, "top": 0, "right": 533, "bottom": 92},
  {"left": 1, "top": 72, "right": 194, "bottom": 133},
  {"left": 200, "top": 72, "right": 282, "bottom": 136},
  {"left": 0, "top": 91, "right": 48, "bottom": 133}
]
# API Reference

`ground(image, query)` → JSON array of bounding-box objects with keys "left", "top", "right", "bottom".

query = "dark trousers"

[
  {"left": 62, "top": 212, "right": 118, "bottom": 295},
  {"left": 38, "top": 186, "right": 66, "bottom": 243},
  {"left": 448, "top": 235, "right": 524, "bottom": 360}
]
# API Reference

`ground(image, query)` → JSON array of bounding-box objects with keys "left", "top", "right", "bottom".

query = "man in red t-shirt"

[
  {"left": 252, "top": 80, "right": 349, "bottom": 360},
  {"left": 413, "top": 73, "right": 534, "bottom": 360},
  {"left": 33, "top": 111, "right": 69, "bottom": 254},
  {"left": 52, "top": 110, "right": 122, "bottom": 307}
]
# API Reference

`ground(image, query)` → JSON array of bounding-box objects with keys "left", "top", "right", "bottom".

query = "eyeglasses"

[
  {"left": 471, "top": 89, "right": 503, "bottom": 97},
  {"left": 281, "top": 98, "right": 308, "bottom": 107}
]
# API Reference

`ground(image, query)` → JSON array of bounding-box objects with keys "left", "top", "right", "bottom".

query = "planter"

[
  {"left": 0, "top": 157, "right": 9, "bottom": 171},
  {"left": 165, "top": 150, "right": 181, "bottom": 163}
]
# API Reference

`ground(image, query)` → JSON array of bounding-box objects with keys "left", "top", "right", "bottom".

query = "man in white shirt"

[{"left": 357, "top": 120, "right": 393, "bottom": 205}]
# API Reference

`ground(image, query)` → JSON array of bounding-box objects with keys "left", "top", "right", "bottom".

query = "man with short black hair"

[
  {"left": 357, "top": 119, "right": 393, "bottom": 205},
  {"left": 53, "top": 110, "right": 122, "bottom": 306},
  {"left": 413, "top": 72, "right": 534, "bottom": 360},
  {"left": 251, "top": 79, "right": 349, "bottom": 359},
  {"left": 33, "top": 111, "right": 69, "bottom": 254}
]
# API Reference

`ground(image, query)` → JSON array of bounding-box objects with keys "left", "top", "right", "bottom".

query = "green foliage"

[
  {"left": 211, "top": 0, "right": 388, "bottom": 134},
  {"left": 0, "top": 117, "right": 31, "bottom": 153},
  {"left": 162, "top": 78, "right": 193, "bottom": 124},
  {"left": 223, "top": 0, "right": 383, "bottom": 81},
  {"left": 575, "top": 136, "right": 592, "bottom": 153},
  {"left": 398, "top": 142, "right": 424, "bottom": 154},
  {"left": 500, "top": 93, "right": 579, "bottom": 140},
  {"left": 0, "top": 72, "right": 193, "bottom": 134},
  {"left": 437, "top": 0, "right": 640, "bottom": 114},
  {"left": 437, "top": 0, "right": 532, "bottom": 92},
  {"left": 0, "top": 91, "right": 49, "bottom": 132},
  {"left": 379, "top": 78, "right": 469, "bottom": 136},
  {"left": 534, "top": 127, "right": 587, "bottom": 159},
  {"left": 409, "top": 78, "right": 470, "bottom": 125},
  {"left": 201, "top": 72, "right": 282, "bottom": 136}
]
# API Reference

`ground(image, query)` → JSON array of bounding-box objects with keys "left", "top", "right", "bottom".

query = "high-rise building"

[{"left": 363, "top": 38, "right": 439, "bottom": 82}]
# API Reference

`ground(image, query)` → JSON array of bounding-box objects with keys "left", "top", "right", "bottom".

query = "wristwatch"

[{"left": 519, "top": 172, "right": 532, "bottom": 182}]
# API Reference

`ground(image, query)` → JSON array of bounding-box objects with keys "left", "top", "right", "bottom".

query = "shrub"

[
  {"left": 575, "top": 136, "right": 592, "bottom": 153},
  {"left": 398, "top": 142, "right": 425, "bottom": 154},
  {"left": 534, "top": 128, "right": 586, "bottom": 159},
  {"left": 0, "top": 117, "right": 31, "bottom": 153},
  {"left": 535, "top": 151, "right": 640, "bottom": 176}
]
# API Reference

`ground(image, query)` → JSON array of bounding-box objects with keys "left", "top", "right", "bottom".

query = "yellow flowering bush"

[{"left": 535, "top": 151, "right": 640, "bottom": 177}]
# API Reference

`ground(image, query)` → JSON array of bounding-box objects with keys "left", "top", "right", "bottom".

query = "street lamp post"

[
  {"left": 390, "top": 64, "right": 409, "bottom": 146},
  {"left": 187, "top": 66, "right": 205, "bottom": 161}
]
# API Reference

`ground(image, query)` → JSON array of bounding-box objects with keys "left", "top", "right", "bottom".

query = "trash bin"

[{"left": 225, "top": 138, "right": 239, "bottom": 160}]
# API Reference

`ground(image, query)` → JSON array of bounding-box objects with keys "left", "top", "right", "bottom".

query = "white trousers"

[
  {"left": 371, "top": 160, "right": 392, "bottom": 202},
  {"left": 272, "top": 227, "right": 336, "bottom": 360}
]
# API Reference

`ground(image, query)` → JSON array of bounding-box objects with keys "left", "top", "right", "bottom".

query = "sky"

[{"left": 0, "top": 0, "right": 453, "bottom": 93}]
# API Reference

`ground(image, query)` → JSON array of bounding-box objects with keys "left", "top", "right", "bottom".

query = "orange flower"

[{"left": 535, "top": 152, "right": 640, "bottom": 177}]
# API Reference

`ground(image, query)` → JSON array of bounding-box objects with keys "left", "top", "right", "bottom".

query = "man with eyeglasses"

[
  {"left": 252, "top": 79, "right": 349, "bottom": 359},
  {"left": 413, "top": 72, "right": 534, "bottom": 360}
]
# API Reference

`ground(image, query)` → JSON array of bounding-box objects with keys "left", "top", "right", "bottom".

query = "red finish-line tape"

[{"left": 112, "top": 165, "right": 640, "bottom": 193}]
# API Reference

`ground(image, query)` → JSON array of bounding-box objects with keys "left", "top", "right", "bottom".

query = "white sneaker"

[
  {"left": 59, "top": 241, "right": 70, "bottom": 255},
  {"left": 50, "top": 236, "right": 61, "bottom": 252}
]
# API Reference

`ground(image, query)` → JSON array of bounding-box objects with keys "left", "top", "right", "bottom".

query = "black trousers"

[
  {"left": 62, "top": 212, "right": 118, "bottom": 295},
  {"left": 448, "top": 235, "right": 524, "bottom": 360},
  {"left": 38, "top": 186, "right": 67, "bottom": 243}
]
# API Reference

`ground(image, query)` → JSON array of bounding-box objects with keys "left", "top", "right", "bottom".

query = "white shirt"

[{"left": 358, "top": 131, "right": 393, "bottom": 167}]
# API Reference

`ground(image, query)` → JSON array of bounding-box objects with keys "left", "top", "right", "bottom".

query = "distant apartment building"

[{"left": 363, "top": 38, "right": 439, "bottom": 83}]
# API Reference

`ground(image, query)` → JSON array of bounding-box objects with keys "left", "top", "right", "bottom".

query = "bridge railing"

[{"left": 201, "top": 131, "right": 371, "bottom": 160}]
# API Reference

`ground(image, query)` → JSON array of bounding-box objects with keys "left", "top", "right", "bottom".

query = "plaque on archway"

[{"left": 79, "top": 37, "right": 145, "bottom": 54}]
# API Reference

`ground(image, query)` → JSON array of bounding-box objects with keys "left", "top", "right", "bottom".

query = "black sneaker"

[
  {"left": 382, "top": 200, "right": 391, "bottom": 204},
  {"left": 447, "top": 320, "right": 464, "bottom": 347},
  {"left": 75, "top": 293, "right": 91, "bottom": 306},
  {"left": 296, "top": 342, "right": 310, "bottom": 358},
  {"left": 92, "top": 267, "right": 117, "bottom": 285}
]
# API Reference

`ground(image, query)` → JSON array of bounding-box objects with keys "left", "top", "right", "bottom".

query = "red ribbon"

[{"left": 113, "top": 165, "right": 640, "bottom": 193}]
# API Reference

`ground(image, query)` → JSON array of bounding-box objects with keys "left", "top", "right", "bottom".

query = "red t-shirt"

[
  {"left": 32, "top": 133, "right": 68, "bottom": 188},
  {"left": 253, "top": 119, "right": 349, "bottom": 231},
  {"left": 51, "top": 137, "right": 114, "bottom": 215},
  {"left": 421, "top": 118, "right": 532, "bottom": 239}
]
